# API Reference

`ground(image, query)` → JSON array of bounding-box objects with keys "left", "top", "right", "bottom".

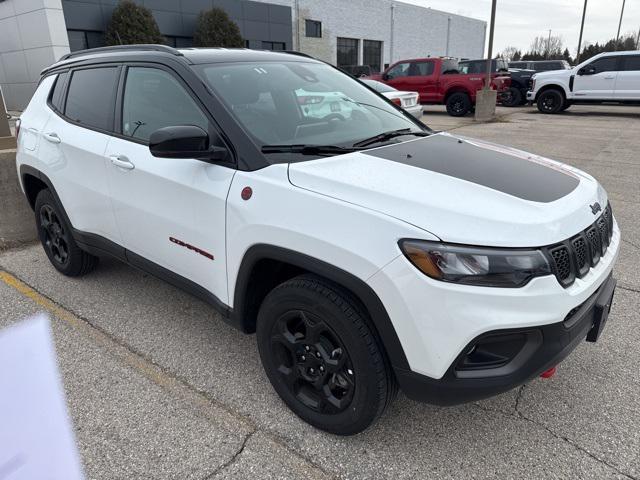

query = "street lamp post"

[
  {"left": 576, "top": 0, "right": 588, "bottom": 64},
  {"left": 476, "top": 0, "right": 498, "bottom": 122},
  {"left": 615, "top": 0, "right": 626, "bottom": 50}
]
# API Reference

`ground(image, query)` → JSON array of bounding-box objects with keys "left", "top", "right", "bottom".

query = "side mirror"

[
  {"left": 149, "top": 125, "right": 228, "bottom": 162},
  {"left": 382, "top": 72, "right": 390, "bottom": 81},
  {"left": 578, "top": 66, "right": 595, "bottom": 76}
]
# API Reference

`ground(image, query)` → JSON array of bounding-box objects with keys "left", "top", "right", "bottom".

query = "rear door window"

[
  {"left": 409, "top": 61, "right": 434, "bottom": 76},
  {"left": 621, "top": 55, "right": 640, "bottom": 71},
  {"left": 65, "top": 67, "right": 119, "bottom": 131}
]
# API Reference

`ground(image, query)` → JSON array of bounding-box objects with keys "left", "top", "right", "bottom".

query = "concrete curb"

[{"left": 1, "top": 149, "right": 37, "bottom": 248}]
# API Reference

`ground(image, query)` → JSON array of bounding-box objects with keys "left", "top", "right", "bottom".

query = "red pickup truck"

[{"left": 368, "top": 57, "right": 511, "bottom": 117}]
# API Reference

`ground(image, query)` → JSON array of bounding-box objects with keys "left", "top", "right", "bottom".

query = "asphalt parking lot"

[{"left": 1, "top": 104, "right": 639, "bottom": 479}]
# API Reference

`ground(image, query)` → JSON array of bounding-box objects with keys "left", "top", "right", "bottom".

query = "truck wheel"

[
  {"left": 560, "top": 100, "right": 572, "bottom": 112},
  {"left": 536, "top": 89, "right": 564, "bottom": 114},
  {"left": 34, "top": 189, "right": 99, "bottom": 277},
  {"left": 256, "top": 274, "right": 396, "bottom": 435},
  {"left": 502, "top": 87, "right": 522, "bottom": 107},
  {"left": 446, "top": 93, "right": 471, "bottom": 117}
]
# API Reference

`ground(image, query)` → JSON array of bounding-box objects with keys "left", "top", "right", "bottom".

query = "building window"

[
  {"left": 67, "top": 30, "right": 105, "bottom": 52},
  {"left": 262, "top": 41, "right": 286, "bottom": 51},
  {"left": 363, "top": 40, "right": 382, "bottom": 73},
  {"left": 337, "top": 37, "right": 359, "bottom": 67},
  {"left": 305, "top": 19, "right": 321, "bottom": 38},
  {"left": 165, "top": 36, "right": 193, "bottom": 48}
]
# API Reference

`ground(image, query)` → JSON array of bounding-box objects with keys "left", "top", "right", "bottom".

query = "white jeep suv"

[
  {"left": 17, "top": 46, "right": 620, "bottom": 435},
  {"left": 528, "top": 50, "right": 640, "bottom": 113}
]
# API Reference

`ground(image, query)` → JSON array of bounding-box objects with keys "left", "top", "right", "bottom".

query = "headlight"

[{"left": 399, "top": 240, "right": 552, "bottom": 288}]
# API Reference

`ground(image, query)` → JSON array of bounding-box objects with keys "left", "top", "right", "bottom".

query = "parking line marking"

[
  {"left": 0, "top": 269, "right": 334, "bottom": 478},
  {"left": 0, "top": 269, "right": 252, "bottom": 431}
]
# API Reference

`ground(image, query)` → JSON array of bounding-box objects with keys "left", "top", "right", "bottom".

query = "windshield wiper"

[
  {"left": 261, "top": 144, "right": 362, "bottom": 155},
  {"left": 353, "top": 128, "right": 431, "bottom": 148}
]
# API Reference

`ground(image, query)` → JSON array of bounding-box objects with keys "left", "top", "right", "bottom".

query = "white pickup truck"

[{"left": 528, "top": 51, "right": 640, "bottom": 113}]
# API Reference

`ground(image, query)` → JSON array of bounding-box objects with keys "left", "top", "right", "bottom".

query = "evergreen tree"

[
  {"left": 105, "top": 0, "right": 164, "bottom": 46},
  {"left": 193, "top": 7, "right": 244, "bottom": 48}
]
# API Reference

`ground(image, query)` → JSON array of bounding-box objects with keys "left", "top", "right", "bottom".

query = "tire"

[
  {"left": 536, "top": 89, "right": 564, "bottom": 114},
  {"left": 34, "top": 189, "right": 98, "bottom": 277},
  {"left": 256, "top": 274, "right": 396, "bottom": 435},
  {"left": 502, "top": 87, "right": 522, "bottom": 107},
  {"left": 560, "top": 100, "right": 572, "bottom": 112},
  {"left": 446, "top": 92, "right": 471, "bottom": 117}
]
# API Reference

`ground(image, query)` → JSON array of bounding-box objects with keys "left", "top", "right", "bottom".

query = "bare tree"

[
  {"left": 524, "top": 35, "right": 564, "bottom": 60},
  {"left": 498, "top": 46, "right": 520, "bottom": 61}
]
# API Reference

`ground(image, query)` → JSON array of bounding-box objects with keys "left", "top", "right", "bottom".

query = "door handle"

[
  {"left": 43, "top": 132, "right": 61, "bottom": 144},
  {"left": 109, "top": 155, "right": 135, "bottom": 170},
  {"left": 604, "top": 76, "right": 615, "bottom": 79}
]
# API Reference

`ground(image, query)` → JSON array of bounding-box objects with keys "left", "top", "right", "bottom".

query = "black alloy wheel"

[
  {"left": 257, "top": 275, "right": 396, "bottom": 435},
  {"left": 34, "top": 189, "right": 98, "bottom": 276},
  {"left": 537, "top": 89, "right": 564, "bottom": 114},
  {"left": 269, "top": 309, "right": 355, "bottom": 414},
  {"left": 446, "top": 92, "right": 471, "bottom": 117},
  {"left": 39, "top": 203, "right": 69, "bottom": 266}
]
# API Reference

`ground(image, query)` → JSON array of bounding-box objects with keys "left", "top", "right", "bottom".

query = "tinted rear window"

[
  {"left": 622, "top": 55, "right": 640, "bottom": 71},
  {"left": 65, "top": 67, "right": 119, "bottom": 131},
  {"left": 50, "top": 72, "right": 68, "bottom": 112}
]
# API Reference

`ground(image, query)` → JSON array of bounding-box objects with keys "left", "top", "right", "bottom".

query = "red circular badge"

[{"left": 241, "top": 186, "right": 253, "bottom": 200}]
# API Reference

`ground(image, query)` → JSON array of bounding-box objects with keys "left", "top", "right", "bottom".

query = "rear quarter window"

[
  {"left": 49, "top": 72, "right": 68, "bottom": 112},
  {"left": 65, "top": 67, "right": 119, "bottom": 132}
]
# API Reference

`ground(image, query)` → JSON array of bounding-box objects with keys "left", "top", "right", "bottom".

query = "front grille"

[{"left": 544, "top": 203, "right": 614, "bottom": 288}]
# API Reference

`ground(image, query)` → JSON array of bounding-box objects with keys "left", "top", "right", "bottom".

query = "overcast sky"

[{"left": 401, "top": 0, "right": 640, "bottom": 56}]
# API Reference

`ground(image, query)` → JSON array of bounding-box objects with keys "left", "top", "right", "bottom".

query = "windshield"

[
  {"left": 362, "top": 79, "right": 397, "bottom": 93},
  {"left": 195, "top": 61, "right": 425, "bottom": 148}
]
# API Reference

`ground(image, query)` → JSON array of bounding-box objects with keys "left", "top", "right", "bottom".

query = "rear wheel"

[
  {"left": 256, "top": 274, "right": 395, "bottom": 435},
  {"left": 536, "top": 89, "right": 564, "bottom": 114},
  {"left": 446, "top": 92, "right": 471, "bottom": 117},
  {"left": 34, "top": 189, "right": 98, "bottom": 276},
  {"left": 502, "top": 87, "right": 522, "bottom": 107}
]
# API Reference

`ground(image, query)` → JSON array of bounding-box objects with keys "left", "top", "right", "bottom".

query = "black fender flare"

[{"left": 232, "top": 244, "right": 411, "bottom": 371}]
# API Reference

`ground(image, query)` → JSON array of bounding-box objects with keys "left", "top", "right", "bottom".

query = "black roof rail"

[
  {"left": 283, "top": 50, "right": 314, "bottom": 59},
  {"left": 59, "top": 44, "right": 183, "bottom": 62}
]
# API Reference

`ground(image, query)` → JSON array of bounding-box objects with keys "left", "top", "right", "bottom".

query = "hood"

[
  {"left": 288, "top": 134, "right": 607, "bottom": 247},
  {"left": 533, "top": 69, "right": 573, "bottom": 79}
]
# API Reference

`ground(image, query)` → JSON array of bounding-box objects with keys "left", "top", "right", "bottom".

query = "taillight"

[
  {"left": 15, "top": 118, "right": 21, "bottom": 139},
  {"left": 391, "top": 97, "right": 402, "bottom": 106}
]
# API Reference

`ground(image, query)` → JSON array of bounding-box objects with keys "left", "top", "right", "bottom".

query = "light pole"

[
  {"left": 576, "top": 0, "right": 588, "bottom": 64},
  {"left": 615, "top": 0, "right": 626, "bottom": 50},
  {"left": 476, "top": 0, "right": 498, "bottom": 122},
  {"left": 484, "top": 0, "right": 497, "bottom": 90}
]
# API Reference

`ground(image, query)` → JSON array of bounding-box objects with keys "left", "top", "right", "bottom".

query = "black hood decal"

[{"left": 364, "top": 135, "right": 579, "bottom": 203}]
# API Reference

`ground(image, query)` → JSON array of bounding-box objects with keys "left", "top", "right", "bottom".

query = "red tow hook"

[{"left": 540, "top": 366, "right": 557, "bottom": 379}]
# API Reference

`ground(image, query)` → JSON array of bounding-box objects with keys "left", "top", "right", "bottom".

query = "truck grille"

[{"left": 544, "top": 203, "right": 614, "bottom": 288}]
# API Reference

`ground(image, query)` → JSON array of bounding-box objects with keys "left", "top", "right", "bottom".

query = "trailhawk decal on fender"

[
  {"left": 364, "top": 134, "right": 579, "bottom": 203},
  {"left": 169, "top": 237, "right": 214, "bottom": 260}
]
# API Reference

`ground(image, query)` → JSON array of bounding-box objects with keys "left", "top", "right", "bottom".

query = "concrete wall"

[
  {"left": 266, "top": 0, "right": 485, "bottom": 70},
  {"left": 0, "top": 0, "right": 70, "bottom": 111}
]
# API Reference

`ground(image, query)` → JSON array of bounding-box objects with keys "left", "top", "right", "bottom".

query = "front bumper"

[
  {"left": 527, "top": 90, "right": 535, "bottom": 101},
  {"left": 394, "top": 274, "right": 616, "bottom": 405}
]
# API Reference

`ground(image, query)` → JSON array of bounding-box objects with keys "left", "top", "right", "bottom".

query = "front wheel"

[
  {"left": 256, "top": 275, "right": 396, "bottom": 435},
  {"left": 446, "top": 92, "right": 471, "bottom": 117},
  {"left": 536, "top": 89, "right": 564, "bottom": 114}
]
